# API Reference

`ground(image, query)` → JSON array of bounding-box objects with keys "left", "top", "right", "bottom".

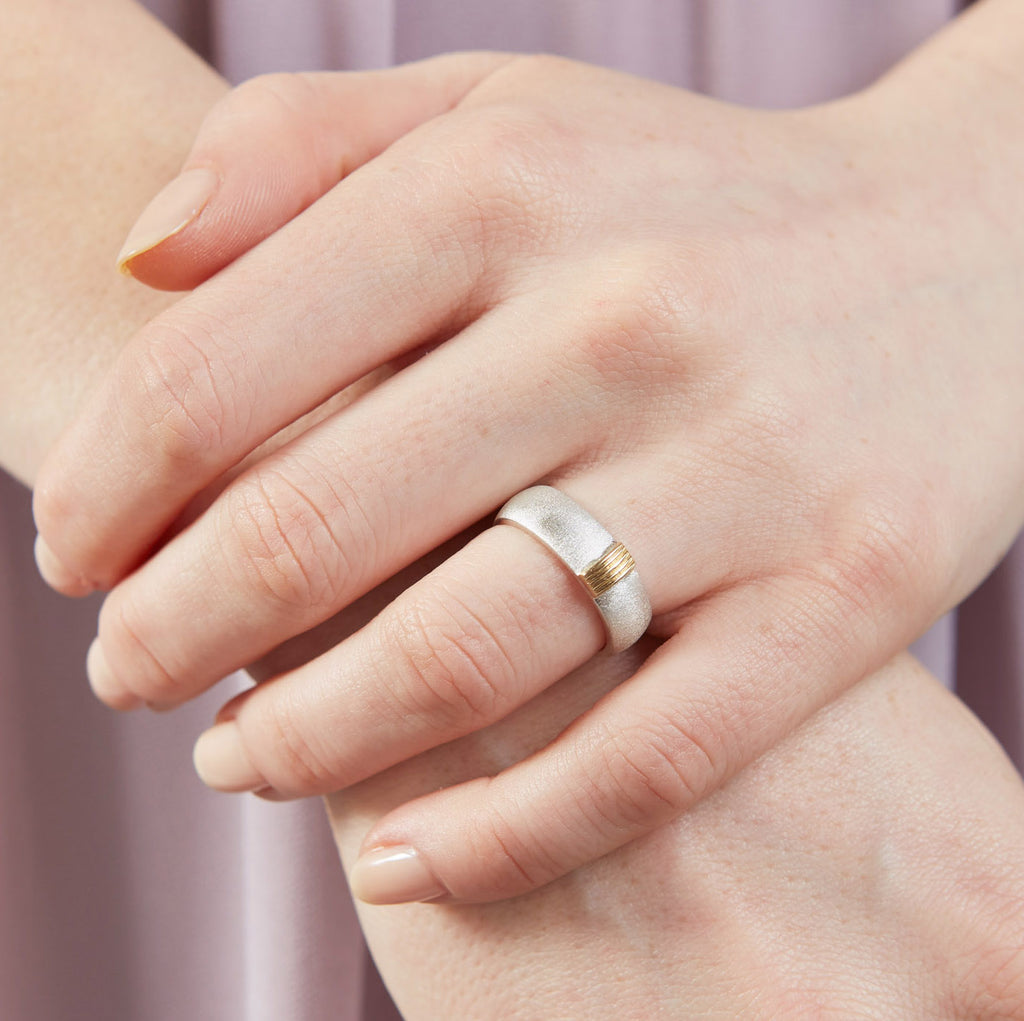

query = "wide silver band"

[{"left": 495, "top": 485, "right": 652, "bottom": 653}]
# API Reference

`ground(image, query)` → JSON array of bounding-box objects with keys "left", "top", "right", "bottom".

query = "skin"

[
  {"left": 337, "top": 649, "right": 1024, "bottom": 1019},
  {"left": 31, "top": 1, "right": 1024, "bottom": 903},
  {"left": 0, "top": 0, "right": 219, "bottom": 481},
  {"left": 3, "top": 1, "right": 1024, "bottom": 1016}
]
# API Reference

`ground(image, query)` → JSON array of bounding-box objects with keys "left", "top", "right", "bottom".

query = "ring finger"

[
  {"left": 189, "top": 472, "right": 680, "bottom": 797},
  {"left": 85, "top": 282, "right": 658, "bottom": 710},
  {"left": 89, "top": 263, "right": 783, "bottom": 714}
]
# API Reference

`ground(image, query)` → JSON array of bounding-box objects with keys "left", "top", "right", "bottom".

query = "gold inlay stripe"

[{"left": 579, "top": 541, "right": 635, "bottom": 598}]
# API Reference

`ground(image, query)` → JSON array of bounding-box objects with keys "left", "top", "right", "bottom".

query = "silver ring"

[{"left": 495, "top": 485, "right": 652, "bottom": 653}]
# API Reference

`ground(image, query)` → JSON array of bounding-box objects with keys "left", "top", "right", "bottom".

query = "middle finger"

[
  {"left": 87, "top": 293, "right": 604, "bottom": 708},
  {"left": 35, "top": 107, "right": 544, "bottom": 590}
]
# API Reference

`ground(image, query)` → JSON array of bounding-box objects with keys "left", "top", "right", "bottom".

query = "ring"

[{"left": 495, "top": 486, "right": 652, "bottom": 653}]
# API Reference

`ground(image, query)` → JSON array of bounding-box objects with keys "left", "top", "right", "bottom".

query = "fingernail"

[
  {"left": 193, "top": 722, "right": 266, "bottom": 793},
  {"left": 349, "top": 846, "right": 447, "bottom": 905},
  {"left": 117, "top": 166, "right": 219, "bottom": 272},
  {"left": 252, "top": 786, "right": 292, "bottom": 802},
  {"left": 144, "top": 700, "right": 178, "bottom": 713},
  {"left": 34, "top": 534, "right": 93, "bottom": 596},
  {"left": 87, "top": 638, "right": 142, "bottom": 711}
]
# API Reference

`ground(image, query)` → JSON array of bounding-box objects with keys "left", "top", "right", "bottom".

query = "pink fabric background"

[{"left": 4, "top": 2, "right": 1019, "bottom": 1018}]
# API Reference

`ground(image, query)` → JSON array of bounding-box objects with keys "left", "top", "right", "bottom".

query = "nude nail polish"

[
  {"left": 87, "top": 638, "right": 142, "bottom": 711},
  {"left": 33, "top": 534, "right": 93, "bottom": 596},
  {"left": 117, "top": 166, "right": 219, "bottom": 272},
  {"left": 349, "top": 846, "right": 447, "bottom": 905},
  {"left": 192, "top": 722, "right": 266, "bottom": 793}
]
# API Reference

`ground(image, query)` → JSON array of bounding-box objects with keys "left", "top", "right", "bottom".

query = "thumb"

[{"left": 117, "top": 53, "right": 511, "bottom": 290}]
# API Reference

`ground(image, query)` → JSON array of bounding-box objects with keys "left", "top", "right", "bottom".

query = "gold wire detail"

[{"left": 579, "top": 541, "right": 635, "bottom": 598}]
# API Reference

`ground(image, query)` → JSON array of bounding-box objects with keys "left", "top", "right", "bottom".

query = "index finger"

[{"left": 33, "top": 55, "right": 516, "bottom": 592}]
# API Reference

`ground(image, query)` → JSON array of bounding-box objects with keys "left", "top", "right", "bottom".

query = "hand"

[
  {"left": 253, "top": 564, "right": 1024, "bottom": 1016},
  {"left": 34, "top": 37, "right": 1024, "bottom": 903},
  {"left": 337, "top": 647, "right": 1024, "bottom": 1018}
]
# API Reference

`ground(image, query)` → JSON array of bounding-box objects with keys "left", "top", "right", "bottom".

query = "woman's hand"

[
  {"left": 34, "top": 10, "right": 1024, "bottom": 903},
  {"left": 254, "top": 563, "right": 1024, "bottom": 1016},
  {"left": 336, "top": 648, "right": 1024, "bottom": 1018},
  {"left": 254, "top": 557, "right": 1024, "bottom": 1017}
]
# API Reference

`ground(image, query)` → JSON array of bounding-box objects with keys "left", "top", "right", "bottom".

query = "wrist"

[
  {"left": 0, "top": 0, "right": 226, "bottom": 485},
  {"left": 780, "top": 13, "right": 1024, "bottom": 608},
  {"left": 853, "top": 0, "right": 1024, "bottom": 235}
]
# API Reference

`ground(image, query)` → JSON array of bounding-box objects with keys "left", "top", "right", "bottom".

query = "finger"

[
  {"left": 179, "top": 451, "right": 765, "bottom": 796},
  {"left": 78, "top": 259, "right": 776, "bottom": 712},
  {"left": 342, "top": 571, "right": 916, "bottom": 905},
  {"left": 118, "top": 54, "right": 512, "bottom": 289},
  {"left": 190, "top": 524, "right": 609, "bottom": 793},
  {"left": 35, "top": 66, "right": 543, "bottom": 593},
  {"left": 75, "top": 275, "right": 687, "bottom": 711},
  {"left": 78, "top": 295, "right": 583, "bottom": 706}
]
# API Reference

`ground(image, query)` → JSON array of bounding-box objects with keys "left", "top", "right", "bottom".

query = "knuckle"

[
  {"left": 380, "top": 589, "right": 520, "bottom": 731},
  {"left": 129, "top": 314, "right": 242, "bottom": 469},
  {"left": 456, "top": 103, "right": 560, "bottom": 198},
  {"left": 427, "top": 103, "right": 579, "bottom": 257},
  {"left": 465, "top": 54, "right": 583, "bottom": 124},
  {"left": 813, "top": 491, "right": 942, "bottom": 634},
  {"left": 849, "top": 499, "right": 924, "bottom": 602},
  {"left": 476, "top": 51, "right": 568, "bottom": 89},
  {"left": 98, "top": 595, "right": 181, "bottom": 702},
  {"left": 216, "top": 73, "right": 337, "bottom": 184},
  {"left": 228, "top": 72, "right": 311, "bottom": 114},
  {"left": 243, "top": 695, "right": 339, "bottom": 795},
  {"left": 868, "top": 490, "right": 951, "bottom": 606},
  {"left": 588, "top": 709, "right": 727, "bottom": 828},
  {"left": 220, "top": 462, "right": 359, "bottom": 617},
  {"left": 461, "top": 786, "right": 558, "bottom": 894},
  {"left": 213, "top": 73, "right": 316, "bottom": 135},
  {"left": 361, "top": 95, "right": 580, "bottom": 299},
  {"left": 561, "top": 249, "right": 707, "bottom": 401}
]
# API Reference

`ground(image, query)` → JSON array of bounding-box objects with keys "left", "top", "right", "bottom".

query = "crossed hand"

[{"left": 34, "top": 53, "right": 1024, "bottom": 904}]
